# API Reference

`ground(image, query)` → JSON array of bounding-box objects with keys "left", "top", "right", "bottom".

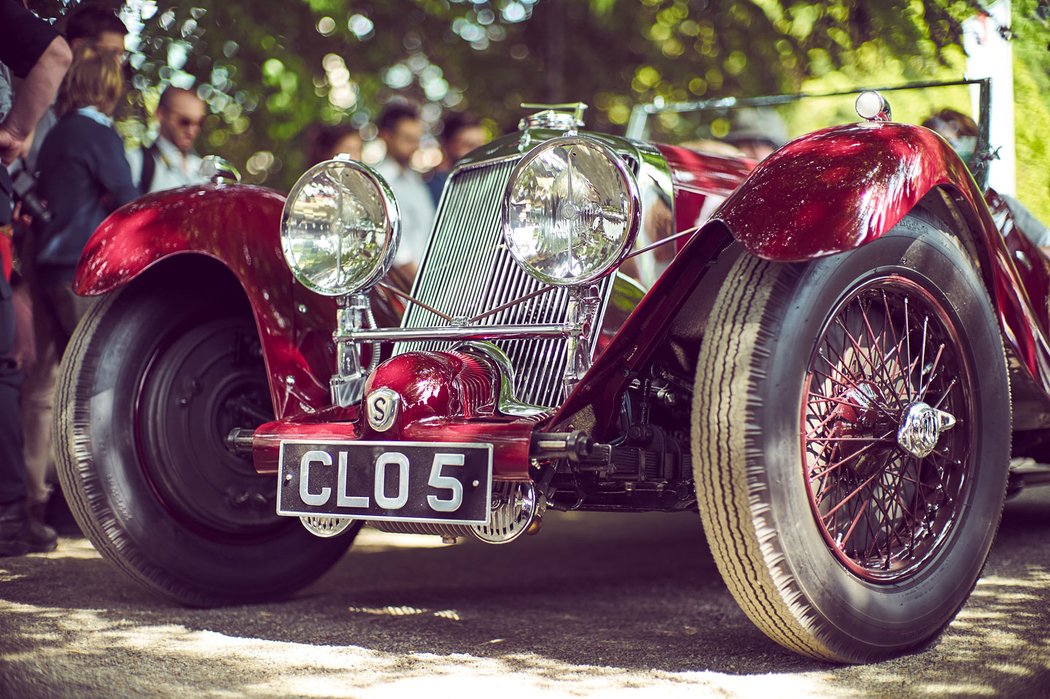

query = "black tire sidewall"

[
  {"left": 753, "top": 215, "right": 1009, "bottom": 654},
  {"left": 63, "top": 282, "right": 353, "bottom": 605}
]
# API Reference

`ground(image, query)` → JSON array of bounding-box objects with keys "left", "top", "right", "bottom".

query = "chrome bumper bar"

[{"left": 341, "top": 323, "right": 579, "bottom": 343}]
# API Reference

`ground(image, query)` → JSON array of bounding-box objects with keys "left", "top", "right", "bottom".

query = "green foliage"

[
  {"left": 1013, "top": 0, "right": 1050, "bottom": 223},
  {"left": 28, "top": 0, "right": 984, "bottom": 190}
]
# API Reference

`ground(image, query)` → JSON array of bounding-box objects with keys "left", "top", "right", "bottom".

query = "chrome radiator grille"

[{"left": 396, "top": 159, "right": 609, "bottom": 408}]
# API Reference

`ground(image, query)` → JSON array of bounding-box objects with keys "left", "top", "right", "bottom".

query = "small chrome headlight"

[
  {"left": 281, "top": 158, "right": 400, "bottom": 296},
  {"left": 502, "top": 136, "right": 639, "bottom": 286}
]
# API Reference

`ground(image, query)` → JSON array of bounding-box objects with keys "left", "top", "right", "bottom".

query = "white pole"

[{"left": 963, "top": 0, "right": 1016, "bottom": 195}]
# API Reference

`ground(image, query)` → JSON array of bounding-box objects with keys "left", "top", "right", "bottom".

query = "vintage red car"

[{"left": 53, "top": 79, "right": 1050, "bottom": 664}]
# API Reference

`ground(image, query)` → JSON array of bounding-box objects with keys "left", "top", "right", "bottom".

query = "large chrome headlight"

[
  {"left": 503, "top": 136, "right": 639, "bottom": 286},
  {"left": 281, "top": 158, "right": 400, "bottom": 296}
]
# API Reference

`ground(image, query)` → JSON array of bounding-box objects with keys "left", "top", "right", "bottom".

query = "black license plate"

[{"left": 277, "top": 440, "right": 493, "bottom": 525}]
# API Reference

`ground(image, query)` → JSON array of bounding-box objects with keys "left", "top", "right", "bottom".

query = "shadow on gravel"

[
  {"left": 0, "top": 512, "right": 814, "bottom": 677},
  {"left": 822, "top": 489, "right": 1050, "bottom": 697},
  {"left": 2, "top": 496, "right": 1049, "bottom": 696}
]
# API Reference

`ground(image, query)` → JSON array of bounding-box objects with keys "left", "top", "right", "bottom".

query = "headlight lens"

[
  {"left": 503, "top": 136, "right": 639, "bottom": 286},
  {"left": 281, "top": 158, "right": 400, "bottom": 296}
]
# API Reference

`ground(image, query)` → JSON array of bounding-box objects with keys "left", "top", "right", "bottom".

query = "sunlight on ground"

[
  {"left": 346, "top": 605, "right": 462, "bottom": 621},
  {"left": 8, "top": 580, "right": 1039, "bottom": 698},
  {"left": 0, "top": 597, "right": 839, "bottom": 698},
  {"left": 15, "top": 537, "right": 102, "bottom": 561},
  {"left": 353, "top": 528, "right": 454, "bottom": 550},
  {"left": 2, "top": 498, "right": 1048, "bottom": 697}
]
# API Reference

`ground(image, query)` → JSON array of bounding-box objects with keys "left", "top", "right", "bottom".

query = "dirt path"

[{"left": 2, "top": 489, "right": 1048, "bottom": 697}]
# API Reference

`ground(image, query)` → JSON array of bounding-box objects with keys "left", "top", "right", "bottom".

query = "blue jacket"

[{"left": 35, "top": 109, "right": 139, "bottom": 268}]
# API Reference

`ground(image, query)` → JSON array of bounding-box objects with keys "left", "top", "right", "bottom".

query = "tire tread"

[
  {"left": 692, "top": 253, "right": 843, "bottom": 661},
  {"left": 53, "top": 286, "right": 352, "bottom": 607}
]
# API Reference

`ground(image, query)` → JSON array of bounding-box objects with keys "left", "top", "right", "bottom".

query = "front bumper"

[{"left": 248, "top": 350, "right": 548, "bottom": 480}]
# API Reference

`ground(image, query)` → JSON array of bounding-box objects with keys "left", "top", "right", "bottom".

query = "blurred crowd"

[
  {"left": 306, "top": 102, "right": 486, "bottom": 277},
  {"left": 0, "top": 2, "right": 488, "bottom": 557}
]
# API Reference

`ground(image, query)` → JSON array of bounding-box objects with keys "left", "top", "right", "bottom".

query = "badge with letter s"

[{"left": 366, "top": 388, "right": 399, "bottom": 432}]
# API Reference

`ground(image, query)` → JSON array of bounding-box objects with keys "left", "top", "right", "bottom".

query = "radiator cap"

[{"left": 518, "top": 102, "right": 587, "bottom": 131}]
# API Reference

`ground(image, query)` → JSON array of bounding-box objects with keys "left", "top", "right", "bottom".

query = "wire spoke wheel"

[
  {"left": 802, "top": 277, "right": 973, "bottom": 583},
  {"left": 693, "top": 214, "right": 1010, "bottom": 663}
]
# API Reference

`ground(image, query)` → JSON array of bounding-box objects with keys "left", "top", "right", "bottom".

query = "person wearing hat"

[{"left": 724, "top": 107, "right": 788, "bottom": 161}]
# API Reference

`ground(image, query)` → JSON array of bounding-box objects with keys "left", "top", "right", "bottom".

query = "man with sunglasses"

[{"left": 127, "top": 86, "right": 208, "bottom": 194}]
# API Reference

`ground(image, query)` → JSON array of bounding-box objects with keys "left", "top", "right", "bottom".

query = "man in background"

[
  {"left": 426, "top": 111, "right": 485, "bottom": 204},
  {"left": 306, "top": 123, "right": 363, "bottom": 166},
  {"left": 0, "top": 0, "right": 71, "bottom": 556},
  {"left": 127, "top": 86, "right": 208, "bottom": 193},
  {"left": 64, "top": 3, "right": 127, "bottom": 57},
  {"left": 375, "top": 101, "right": 434, "bottom": 277}
]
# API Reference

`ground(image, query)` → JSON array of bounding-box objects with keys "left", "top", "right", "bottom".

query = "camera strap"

[
  {"left": 0, "top": 166, "right": 12, "bottom": 227},
  {"left": 140, "top": 143, "right": 159, "bottom": 194}
]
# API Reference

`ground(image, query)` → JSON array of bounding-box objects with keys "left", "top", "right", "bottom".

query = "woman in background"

[{"left": 34, "top": 44, "right": 137, "bottom": 326}]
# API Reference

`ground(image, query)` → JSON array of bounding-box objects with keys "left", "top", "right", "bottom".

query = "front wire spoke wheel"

[
  {"left": 693, "top": 213, "right": 1010, "bottom": 663},
  {"left": 802, "top": 278, "right": 972, "bottom": 582}
]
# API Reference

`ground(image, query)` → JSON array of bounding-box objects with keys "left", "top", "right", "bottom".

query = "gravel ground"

[{"left": 1, "top": 488, "right": 1048, "bottom": 698}]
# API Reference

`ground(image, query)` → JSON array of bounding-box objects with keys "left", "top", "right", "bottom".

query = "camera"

[{"left": 8, "top": 158, "right": 50, "bottom": 228}]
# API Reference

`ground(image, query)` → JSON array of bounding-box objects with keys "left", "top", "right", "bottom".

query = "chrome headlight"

[
  {"left": 281, "top": 158, "right": 400, "bottom": 296},
  {"left": 502, "top": 136, "right": 639, "bottom": 286}
]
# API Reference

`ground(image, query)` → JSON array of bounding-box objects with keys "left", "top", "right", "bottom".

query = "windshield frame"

[{"left": 626, "top": 78, "right": 993, "bottom": 189}]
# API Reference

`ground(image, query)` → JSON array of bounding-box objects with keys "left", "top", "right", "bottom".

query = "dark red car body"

[
  {"left": 76, "top": 119, "right": 1050, "bottom": 457},
  {"left": 58, "top": 86, "right": 1049, "bottom": 664}
]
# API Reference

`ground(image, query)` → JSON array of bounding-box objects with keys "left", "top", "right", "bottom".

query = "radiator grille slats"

[{"left": 395, "top": 159, "right": 607, "bottom": 408}]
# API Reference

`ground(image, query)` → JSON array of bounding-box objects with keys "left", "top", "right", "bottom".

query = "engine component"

[
  {"left": 299, "top": 515, "right": 355, "bottom": 538},
  {"left": 471, "top": 481, "right": 544, "bottom": 544},
  {"left": 531, "top": 430, "right": 594, "bottom": 461},
  {"left": 352, "top": 482, "right": 546, "bottom": 545}
]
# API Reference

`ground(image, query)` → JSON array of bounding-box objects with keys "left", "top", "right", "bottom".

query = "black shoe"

[
  {"left": 0, "top": 500, "right": 58, "bottom": 556},
  {"left": 45, "top": 488, "right": 82, "bottom": 537}
]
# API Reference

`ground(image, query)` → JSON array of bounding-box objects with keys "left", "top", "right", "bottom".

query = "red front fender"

[
  {"left": 75, "top": 184, "right": 340, "bottom": 419},
  {"left": 76, "top": 183, "right": 287, "bottom": 295},
  {"left": 715, "top": 121, "right": 981, "bottom": 261}
]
